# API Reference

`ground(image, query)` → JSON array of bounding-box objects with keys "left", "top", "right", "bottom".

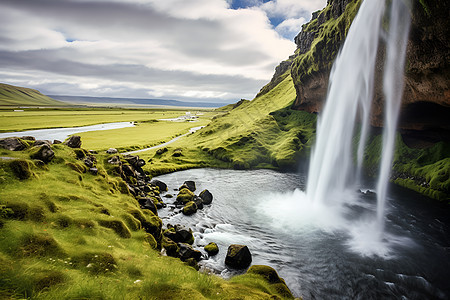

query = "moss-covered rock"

[
  {"left": 9, "top": 159, "right": 33, "bottom": 180},
  {"left": 199, "top": 189, "right": 213, "bottom": 204},
  {"left": 225, "top": 244, "right": 252, "bottom": 269},
  {"left": 29, "top": 144, "right": 55, "bottom": 163},
  {"left": 204, "top": 242, "right": 219, "bottom": 256},
  {"left": 182, "top": 201, "right": 197, "bottom": 216},
  {"left": 247, "top": 265, "right": 294, "bottom": 299},
  {"left": 176, "top": 188, "right": 195, "bottom": 204},
  {"left": 162, "top": 236, "right": 179, "bottom": 257}
]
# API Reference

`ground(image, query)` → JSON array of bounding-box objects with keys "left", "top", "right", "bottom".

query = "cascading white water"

[
  {"left": 376, "top": 0, "right": 411, "bottom": 234},
  {"left": 259, "top": 0, "right": 411, "bottom": 257},
  {"left": 306, "top": 0, "right": 411, "bottom": 239},
  {"left": 306, "top": 0, "right": 385, "bottom": 207}
]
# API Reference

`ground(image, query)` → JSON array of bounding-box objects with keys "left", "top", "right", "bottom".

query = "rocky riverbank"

[{"left": 0, "top": 135, "right": 296, "bottom": 299}]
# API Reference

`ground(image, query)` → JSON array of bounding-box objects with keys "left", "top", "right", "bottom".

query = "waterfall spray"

[{"left": 306, "top": 0, "right": 411, "bottom": 240}]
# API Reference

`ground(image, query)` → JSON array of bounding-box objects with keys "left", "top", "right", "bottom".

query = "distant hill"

[
  {"left": 0, "top": 83, "right": 65, "bottom": 106},
  {"left": 50, "top": 95, "right": 229, "bottom": 108}
]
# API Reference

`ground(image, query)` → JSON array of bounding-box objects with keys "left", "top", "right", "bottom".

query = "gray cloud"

[{"left": 0, "top": 0, "right": 325, "bottom": 102}]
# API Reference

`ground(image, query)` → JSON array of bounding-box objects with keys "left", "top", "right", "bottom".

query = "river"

[
  {"left": 0, "top": 122, "right": 135, "bottom": 141},
  {"left": 155, "top": 168, "right": 450, "bottom": 300}
]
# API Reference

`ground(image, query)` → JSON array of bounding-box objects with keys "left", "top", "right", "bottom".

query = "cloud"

[
  {"left": 260, "top": 0, "right": 326, "bottom": 19},
  {"left": 0, "top": 0, "right": 326, "bottom": 102},
  {"left": 275, "top": 17, "right": 307, "bottom": 40}
]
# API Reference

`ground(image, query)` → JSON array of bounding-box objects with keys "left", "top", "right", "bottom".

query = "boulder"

[
  {"left": 225, "top": 244, "right": 252, "bottom": 269},
  {"left": 151, "top": 179, "right": 168, "bottom": 192},
  {"left": 20, "top": 136, "right": 35, "bottom": 141},
  {"left": 137, "top": 197, "right": 158, "bottom": 215},
  {"left": 182, "top": 201, "right": 197, "bottom": 216},
  {"left": 247, "top": 265, "right": 294, "bottom": 299},
  {"left": 156, "top": 147, "right": 168, "bottom": 155},
  {"left": 83, "top": 157, "right": 95, "bottom": 168},
  {"left": 125, "top": 155, "right": 145, "bottom": 168},
  {"left": 34, "top": 140, "right": 52, "bottom": 146},
  {"left": 30, "top": 144, "right": 54, "bottom": 163},
  {"left": 176, "top": 188, "right": 195, "bottom": 204},
  {"left": 53, "top": 140, "right": 62, "bottom": 144},
  {"left": 122, "top": 164, "right": 136, "bottom": 177},
  {"left": 179, "top": 180, "right": 196, "bottom": 192},
  {"left": 0, "top": 137, "right": 26, "bottom": 151},
  {"left": 88, "top": 167, "right": 98, "bottom": 175},
  {"left": 164, "top": 225, "right": 194, "bottom": 245},
  {"left": 178, "top": 243, "right": 202, "bottom": 262},
  {"left": 64, "top": 135, "right": 82, "bottom": 148},
  {"left": 106, "top": 148, "right": 118, "bottom": 154},
  {"left": 107, "top": 156, "right": 121, "bottom": 165},
  {"left": 193, "top": 196, "right": 203, "bottom": 210},
  {"left": 162, "top": 236, "right": 179, "bottom": 258},
  {"left": 204, "top": 242, "right": 219, "bottom": 256},
  {"left": 10, "top": 159, "right": 33, "bottom": 180},
  {"left": 199, "top": 189, "right": 213, "bottom": 204}
]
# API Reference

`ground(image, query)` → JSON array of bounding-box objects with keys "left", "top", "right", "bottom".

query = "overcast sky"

[{"left": 0, "top": 0, "right": 326, "bottom": 103}]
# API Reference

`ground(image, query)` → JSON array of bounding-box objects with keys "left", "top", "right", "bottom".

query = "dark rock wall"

[{"left": 287, "top": 0, "right": 450, "bottom": 143}]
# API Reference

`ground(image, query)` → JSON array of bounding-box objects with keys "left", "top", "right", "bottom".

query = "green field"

[
  {"left": 79, "top": 119, "right": 210, "bottom": 151},
  {"left": 0, "top": 108, "right": 214, "bottom": 132}
]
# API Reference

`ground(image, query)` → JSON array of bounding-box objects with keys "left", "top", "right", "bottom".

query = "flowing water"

[
  {"left": 0, "top": 122, "right": 135, "bottom": 141},
  {"left": 305, "top": 0, "right": 411, "bottom": 252},
  {"left": 156, "top": 168, "right": 450, "bottom": 299}
]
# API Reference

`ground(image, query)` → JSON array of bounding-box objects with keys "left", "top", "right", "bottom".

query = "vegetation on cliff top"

[
  {"left": 291, "top": 0, "right": 362, "bottom": 86},
  {"left": 0, "top": 143, "right": 295, "bottom": 299}
]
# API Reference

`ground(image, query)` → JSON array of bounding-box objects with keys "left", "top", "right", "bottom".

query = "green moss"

[
  {"left": 73, "top": 252, "right": 117, "bottom": 274},
  {"left": 176, "top": 188, "right": 195, "bottom": 204},
  {"left": 291, "top": 0, "right": 362, "bottom": 86},
  {"left": 363, "top": 134, "right": 450, "bottom": 201},
  {"left": 66, "top": 162, "right": 87, "bottom": 173},
  {"left": 182, "top": 201, "right": 198, "bottom": 216},
  {"left": 9, "top": 159, "right": 33, "bottom": 180},
  {"left": 204, "top": 242, "right": 219, "bottom": 256},
  {"left": 98, "top": 219, "right": 132, "bottom": 238},
  {"left": 18, "top": 233, "right": 64, "bottom": 258}
]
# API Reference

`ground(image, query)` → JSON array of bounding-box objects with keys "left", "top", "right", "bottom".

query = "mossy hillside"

[
  {"left": 363, "top": 135, "right": 450, "bottom": 202},
  {"left": 139, "top": 74, "right": 317, "bottom": 174},
  {"left": 0, "top": 83, "right": 65, "bottom": 107},
  {"left": 0, "top": 145, "right": 296, "bottom": 299},
  {"left": 291, "top": 0, "right": 362, "bottom": 86}
]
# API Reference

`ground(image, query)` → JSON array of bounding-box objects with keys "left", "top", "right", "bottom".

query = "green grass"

[
  {"left": 0, "top": 108, "right": 215, "bottom": 132},
  {"left": 137, "top": 74, "right": 317, "bottom": 174},
  {"left": 0, "top": 144, "right": 295, "bottom": 299},
  {"left": 363, "top": 135, "right": 450, "bottom": 202},
  {"left": 0, "top": 83, "right": 65, "bottom": 107},
  {"left": 78, "top": 119, "right": 211, "bottom": 151}
]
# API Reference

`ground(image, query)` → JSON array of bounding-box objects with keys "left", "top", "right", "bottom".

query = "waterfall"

[{"left": 306, "top": 0, "right": 411, "bottom": 239}]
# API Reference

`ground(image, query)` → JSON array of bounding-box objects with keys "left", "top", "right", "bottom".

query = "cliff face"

[{"left": 287, "top": 0, "right": 450, "bottom": 145}]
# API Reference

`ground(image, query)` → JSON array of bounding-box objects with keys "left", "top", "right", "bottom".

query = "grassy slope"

[
  {"left": 0, "top": 145, "right": 294, "bottom": 299},
  {"left": 0, "top": 83, "right": 65, "bottom": 107},
  {"left": 137, "top": 73, "right": 317, "bottom": 176}
]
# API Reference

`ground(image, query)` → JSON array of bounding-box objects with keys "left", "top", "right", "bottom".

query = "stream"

[
  {"left": 155, "top": 168, "right": 450, "bottom": 300},
  {"left": 0, "top": 122, "right": 135, "bottom": 141}
]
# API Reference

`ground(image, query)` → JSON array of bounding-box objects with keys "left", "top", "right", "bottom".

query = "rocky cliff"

[{"left": 262, "top": 0, "right": 450, "bottom": 147}]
